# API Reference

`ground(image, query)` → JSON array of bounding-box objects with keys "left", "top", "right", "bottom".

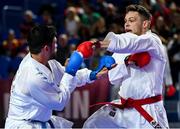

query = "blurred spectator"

[
  {"left": 69, "top": 43, "right": 77, "bottom": 54},
  {"left": 152, "top": 15, "right": 170, "bottom": 40},
  {"left": 37, "top": 4, "right": 56, "bottom": 26},
  {"left": 41, "top": 11, "right": 54, "bottom": 25},
  {"left": 104, "top": 3, "right": 123, "bottom": 30},
  {"left": 170, "top": 12, "right": 180, "bottom": 34},
  {"left": 151, "top": 0, "right": 171, "bottom": 19},
  {"left": 93, "top": 0, "right": 108, "bottom": 16},
  {"left": 55, "top": 34, "right": 70, "bottom": 65},
  {"left": 19, "top": 10, "right": 36, "bottom": 39},
  {"left": 78, "top": 25, "right": 91, "bottom": 42},
  {"left": 80, "top": 4, "right": 101, "bottom": 30},
  {"left": 168, "top": 1, "right": 179, "bottom": 13},
  {"left": 139, "top": 0, "right": 152, "bottom": 11},
  {"left": 0, "top": 29, "right": 24, "bottom": 77},
  {"left": 65, "top": 6, "right": 80, "bottom": 38},
  {"left": 1, "top": 29, "right": 21, "bottom": 58},
  {"left": 74, "top": 3, "right": 102, "bottom": 41},
  {"left": 91, "top": 17, "right": 107, "bottom": 40},
  {"left": 168, "top": 29, "right": 180, "bottom": 88},
  {"left": 162, "top": 44, "right": 176, "bottom": 97}
]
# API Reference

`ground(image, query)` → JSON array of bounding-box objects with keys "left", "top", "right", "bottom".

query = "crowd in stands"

[{"left": 0, "top": 0, "right": 179, "bottom": 92}]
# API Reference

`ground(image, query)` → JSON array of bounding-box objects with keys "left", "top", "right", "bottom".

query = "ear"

[
  {"left": 143, "top": 20, "right": 150, "bottom": 29},
  {"left": 44, "top": 45, "right": 49, "bottom": 51}
]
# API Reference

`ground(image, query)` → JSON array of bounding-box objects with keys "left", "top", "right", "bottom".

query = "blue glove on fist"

[
  {"left": 90, "top": 55, "right": 115, "bottom": 80},
  {"left": 65, "top": 51, "right": 83, "bottom": 76}
]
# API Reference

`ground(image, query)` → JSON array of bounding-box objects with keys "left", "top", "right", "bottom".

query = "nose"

[
  {"left": 125, "top": 21, "right": 130, "bottom": 28},
  {"left": 124, "top": 24, "right": 129, "bottom": 31}
]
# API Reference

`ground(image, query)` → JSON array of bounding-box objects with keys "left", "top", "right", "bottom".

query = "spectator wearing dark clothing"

[
  {"left": 55, "top": 34, "right": 70, "bottom": 65},
  {"left": 168, "top": 29, "right": 180, "bottom": 86},
  {"left": 20, "top": 10, "right": 36, "bottom": 39},
  {"left": 104, "top": 3, "right": 123, "bottom": 30}
]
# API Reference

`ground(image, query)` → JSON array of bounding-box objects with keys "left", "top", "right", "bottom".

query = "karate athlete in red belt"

[{"left": 78, "top": 4, "right": 169, "bottom": 129}]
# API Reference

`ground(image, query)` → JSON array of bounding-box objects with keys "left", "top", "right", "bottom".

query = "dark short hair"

[
  {"left": 27, "top": 25, "right": 56, "bottom": 54},
  {"left": 126, "top": 4, "right": 152, "bottom": 21}
]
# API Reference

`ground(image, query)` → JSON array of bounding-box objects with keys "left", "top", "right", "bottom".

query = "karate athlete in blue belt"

[{"left": 5, "top": 25, "right": 116, "bottom": 129}]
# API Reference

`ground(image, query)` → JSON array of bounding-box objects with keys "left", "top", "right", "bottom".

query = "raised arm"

[{"left": 101, "top": 32, "right": 165, "bottom": 61}]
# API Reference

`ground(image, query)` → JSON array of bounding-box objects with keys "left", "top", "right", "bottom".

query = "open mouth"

[{"left": 125, "top": 29, "right": 132, "bottom": 32}]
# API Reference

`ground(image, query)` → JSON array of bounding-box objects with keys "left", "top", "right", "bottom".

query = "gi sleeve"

[
  {"left": 73, "top": 68, "right": 93, "bottom": 87},
  {"left": 28, "top": 73, "right": 75, "bottom": 111},
  {"left": 106, "top": 32, "right": 165, "bottom": 61},
  {"left": 108, "top": 63, "right": 130, "bottom": 85}
]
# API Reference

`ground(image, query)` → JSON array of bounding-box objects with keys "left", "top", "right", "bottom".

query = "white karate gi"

[
  {"left": 83, "top": 31, "right": 169, "bottom": 128},
  {"left": 5, "top": 53, "right": 92, "bottom": 129}
]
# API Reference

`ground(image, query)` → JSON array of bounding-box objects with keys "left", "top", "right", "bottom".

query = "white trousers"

[
  {"left": 83, "top": 104, "right": 169, "bottom": 129},
  {"left": 5, "top": 115, "right": 73, "bottom": 129}
]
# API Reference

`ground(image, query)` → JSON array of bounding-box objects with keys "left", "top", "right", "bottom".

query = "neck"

[
  {"left": 31, "top": 53, "right": 47, "bottom": 65},
  {"left": 141, "top": 29, "right": 149, "bottom": 35}
]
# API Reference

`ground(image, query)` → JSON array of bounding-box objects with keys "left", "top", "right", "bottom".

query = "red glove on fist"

[
  {"left": 125, "top": 52, "right": 151, "bottom": 68},
  {"left": 77, "top": 41, "right": 101, "bottom": 58}
]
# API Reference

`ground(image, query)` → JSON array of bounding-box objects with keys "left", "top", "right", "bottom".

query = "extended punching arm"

[
  {"left": 65, "top": 41, "right": 101, "bottom": 76},
  {"left": 90, "top": 55, "right": 116, "bottom": 80}
]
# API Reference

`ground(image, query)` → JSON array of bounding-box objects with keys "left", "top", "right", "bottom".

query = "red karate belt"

[{"left": 90, "top": 95, "right": 163, "bottom": 128}]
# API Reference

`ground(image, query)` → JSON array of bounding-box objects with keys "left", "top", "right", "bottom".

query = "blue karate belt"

[{"left": 27, "top": 119, "right": 55, "bottom": 128}]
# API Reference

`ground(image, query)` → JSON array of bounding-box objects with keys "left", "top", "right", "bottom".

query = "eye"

[
  {"left": 130, "top": 19, "right": 135, "bottom": 23},
  {"left": 128, "top": 17, "right": 136, "bottom": 23},
  {"left": 129, "top": 20, "right": 133, "bottom": 23}
]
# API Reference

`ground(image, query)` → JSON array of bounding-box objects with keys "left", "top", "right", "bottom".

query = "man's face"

[{"left": 124, "top": 11, "right": 144, "bottom": 35}]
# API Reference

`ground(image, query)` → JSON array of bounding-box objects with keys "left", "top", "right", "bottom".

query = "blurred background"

[{"left": 0, "top": 0, "right": 179, "bottom": 128}]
